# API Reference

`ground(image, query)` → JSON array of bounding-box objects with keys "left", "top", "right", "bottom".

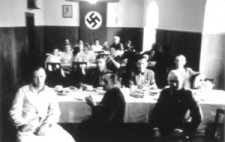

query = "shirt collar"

[
  {"left": 29, "top": 84, "right": 46, "bottom": 93},
  {"left": 136, "top": 70, "right": 145, "bottom": 75}
]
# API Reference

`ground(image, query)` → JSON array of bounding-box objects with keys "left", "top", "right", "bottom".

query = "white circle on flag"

[{"left": 85, "top": 11, "right": 102, "bottom": 30}]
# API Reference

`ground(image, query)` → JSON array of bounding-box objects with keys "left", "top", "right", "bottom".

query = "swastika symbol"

[{"left": 85, "top": 11, "right": 102, "bottom": 30}]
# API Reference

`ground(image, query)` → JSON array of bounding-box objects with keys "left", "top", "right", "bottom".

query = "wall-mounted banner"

[
  {"left": 79, "top": 2, "right": 107, "bottom": 44},
  {"left": 85, "top": 11, "right": 102, "bottom": 30}
]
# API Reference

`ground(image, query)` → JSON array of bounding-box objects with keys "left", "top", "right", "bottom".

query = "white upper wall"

[
  {"left": 107, "top": 0, "right": 144, "bottom": 27},
  {"left": 154, "top": 0, "right": 206, "bottom": 32},
  {"left": 202, "top": 0, "right": 225, "bottom": 34},
  {"left": 0, "top": 0, "right": 79, "bottom": 27},
  {"left": 0, "top": 0, "right": 28, "bottom": 27},
  {"left": 0, "top": 0, "right": 206, "bottom": 32},
  {"left": 42, "top": 0, "right": 79, "bottom": 26}
]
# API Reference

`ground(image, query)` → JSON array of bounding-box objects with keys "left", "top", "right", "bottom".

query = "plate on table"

[
  {"left": 148, "top": 89, "right": 161, "bottom": 95},
  {"left": 95, "top": 87, "right": 105, "bottom": 95},
  {"left": 130, "top": 89, "right": 144, "bottom": 98},
  {"left": 74, "top": 94, "right": 85, "bottom": 101},
  {"left": 58, "top": 88, "right": 71, "bottom": 96},
  {"left": 97, "top": 90, "right": 105, "bottom": 95},
  {"left": 69, "top": 86, "right": 77, "bottom": 91},
  {"left": 54, "top": 85, "right": 63, "bottom": 92},
  {"left": 82, "top": 85, "right": 94, "bottom": 91}
]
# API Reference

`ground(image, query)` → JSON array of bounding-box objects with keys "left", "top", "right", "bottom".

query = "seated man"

[
  {"left": 73, "top": 43, "right": 96, "bottom": 68},
  {"left": 171, "top": 54, "right": 205, "bottom": 89},
  {"left": 151, "top": 70, "right": 202, "bottom": 139},
  {"left": 91, "top": 39, "right": 103, "bottom": 52},
  {"left": 60, "top": 44, "right": 73, "bottom": 66},
  {"left": 87, "top": 55, "right": 112, "bottom": 88},
  {"left": 106, "top": 46, "right": 122, "bottom": 73},
  {"left": 84, "top": 73, "right": 125, "bottom": 129},
  {"left": 128, "top": 55, "right": 157, "bottom": 89},
  {"left": 9, "top": 67, "right": 75, "bottom": 142},
  {"left": 45, "top": 48, "right": 61, "bottom": 68},
  {"left": 60, "top": 44, "right": 73, "bottom": 77}
]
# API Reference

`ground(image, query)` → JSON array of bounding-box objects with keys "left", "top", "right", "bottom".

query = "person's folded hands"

[
  {"left": 18, "top": 124, "right": 33, "bottom": 132},
  {"left": 34, "top": 123, "right": 51, "bottom": 136}
]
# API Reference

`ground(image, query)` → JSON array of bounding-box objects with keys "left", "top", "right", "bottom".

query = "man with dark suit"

[
  {"left": 87, "top": 55, "right": 112, "bottom": 88},
  {"left": 86, "top": 73, "right": 125, "bottom": 125},
  {"left": 79, "top": 73, "right": 125, "bottom": 138},
  {"left": 151, "top": 70, "right": 202, "bottom": 140}
]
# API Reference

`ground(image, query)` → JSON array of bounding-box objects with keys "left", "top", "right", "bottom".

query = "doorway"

[{"left": 26, "top": 12, "right": 38, "bottom": 70}]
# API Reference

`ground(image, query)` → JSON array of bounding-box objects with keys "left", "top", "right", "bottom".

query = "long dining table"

[{"left": 56, "top": 87, "right": 225, "bottom": 130}]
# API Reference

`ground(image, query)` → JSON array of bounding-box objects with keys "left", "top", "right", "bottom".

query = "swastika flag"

[{"left": 79, "top": 2, "right": 107, "bottom": 44}]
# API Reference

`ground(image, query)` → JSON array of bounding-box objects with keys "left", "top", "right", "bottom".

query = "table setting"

[
  {"left": 54, "top": 85, "right": 105, "bottom": 102},
  {"left": 54, "top": 84, "right": 225, "bottom": 129}
]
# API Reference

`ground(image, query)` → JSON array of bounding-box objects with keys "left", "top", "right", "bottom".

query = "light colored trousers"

[{"left": 17, "top": 124, "right": 75, "bottom": 142}]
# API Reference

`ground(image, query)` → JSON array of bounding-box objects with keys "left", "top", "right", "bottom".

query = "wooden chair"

[
  {"left": 46, "top": 63, "right": 63, "bottom": 87},
  {"left": 72, "top": 62, "right": 87, "bottom": 71},
  {"left": 205, "top": 109, "right": 225, "bottom": 142},
  {"left": 94, "top": 51, "right": 104, "bottom": 56},
  {"left": 71, "top": 62, "right": 88, "bottom": 87},
  {"left": 46, "top": 63, "right": 61, "bottom": 72}
]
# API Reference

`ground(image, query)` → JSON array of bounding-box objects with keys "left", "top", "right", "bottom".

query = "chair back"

[
  {"left": 72, "top": 62, "right": 87, "bottom": 71},
  {"left": 205, "top": 109, "right": 225, "bottom": 141},
  {"left": 94, "top": 51, "right": 104, "bottom": 56},
  {"left": 46, "top": 63, "right": 62, "bottom": 87},
  {"left": 214, "top": 109, "right": 225, "bottom": 127},
  {"left": 46, "top": 63, "right": 61, "bottom": 72},
  {"left": 214, "top": 109, "right": 225, "bottom": 141}
]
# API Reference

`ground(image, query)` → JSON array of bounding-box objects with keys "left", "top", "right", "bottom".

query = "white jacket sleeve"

[
  {"left": 9, "top": 88, "right": 26, "bottom": 127},
  {"left": 42, "top": 90, "right": 61, "bottom": 125}
]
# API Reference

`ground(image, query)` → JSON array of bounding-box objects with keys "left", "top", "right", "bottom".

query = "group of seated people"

[
  {"left": 45, "top": 36, "right": 205, "bottom": 91},
  {"left": 9, "top": 65, "right": 203, "bottom": 142},
  {"left": 9, "top": 36, "right": 206, "bottom": 142}
]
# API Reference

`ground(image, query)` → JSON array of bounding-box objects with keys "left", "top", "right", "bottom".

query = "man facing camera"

[
  {"left": 87, "top": 55, "right": 112, "bottom": 88},
  {"left": 9, "top": 67, "right": 75, "bottom": 142},
  {"left": 150, "top": 70, "right": 202, "bottom": 140},
  {"left": 128, "top": 55, "right": 157, "bottom": 89}
]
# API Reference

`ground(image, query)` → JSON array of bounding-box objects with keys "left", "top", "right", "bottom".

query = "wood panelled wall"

[
  {"left": 107, "top": 27, "right": 143, "bottom": 52},
  {"left": 156, "top": 29, "right": 202, "bottom": 71},
  {"left": 41, "top": 26, "right": 79, "bottom": 53},
  {"left": 0, "top": 27, "right": 28, "bottom": 96}
]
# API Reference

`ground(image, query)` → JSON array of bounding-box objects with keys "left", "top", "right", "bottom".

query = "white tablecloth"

[{"left": 57, "top": 89, "right": 225, "bottom": 129}]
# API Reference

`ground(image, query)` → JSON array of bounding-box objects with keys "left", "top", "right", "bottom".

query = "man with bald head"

[
  {"left": 150, "top": 70, "right": 202, "bottom": 139},
  {"left": 9, "top": 66, "right": 75, "bottom": 142}
]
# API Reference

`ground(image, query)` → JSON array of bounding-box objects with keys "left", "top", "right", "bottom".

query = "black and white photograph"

[{"left": 0, "top": 0, "right": 225, "bottom": 142}]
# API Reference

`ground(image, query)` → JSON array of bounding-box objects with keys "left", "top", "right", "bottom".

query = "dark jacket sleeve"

[
  {"left": 150, "top": 89, "right": 168, "bottom": 127},
  {"left": 92, "top": 88, "right": 125, "bottom": 124},
  {"left": 185, "top": 90, "right": 202, "bottom": 132}
]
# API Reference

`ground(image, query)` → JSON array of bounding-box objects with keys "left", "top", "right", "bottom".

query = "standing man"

[
  {"left": 9, "top": 66, "right": 75, "bottom": 142},
  {"left": 111, "top": 36, "right": 124, "bottom": 51}
]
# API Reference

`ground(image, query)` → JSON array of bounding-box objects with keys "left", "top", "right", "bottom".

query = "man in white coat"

[{"left": 9, "top": 66, "right": 75, "bottom": 142}]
